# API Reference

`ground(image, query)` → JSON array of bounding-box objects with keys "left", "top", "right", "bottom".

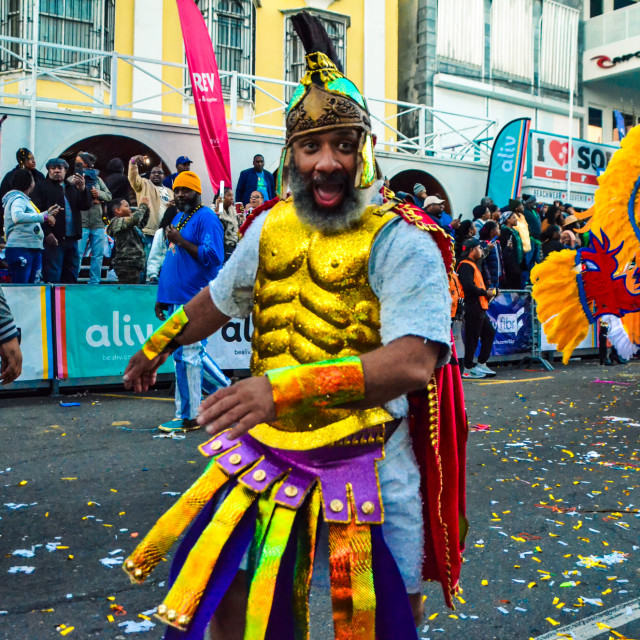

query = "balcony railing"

[
  {"left": 585, "top": 3, "right": 640, "bottom": 49},
  {"left": 0, "top": 34, "right": 495, "bottom": 164}
]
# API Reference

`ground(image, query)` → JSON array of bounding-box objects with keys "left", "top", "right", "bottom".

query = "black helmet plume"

[{"left": 290, "top": 12, "right": 344, "bottom": 73}]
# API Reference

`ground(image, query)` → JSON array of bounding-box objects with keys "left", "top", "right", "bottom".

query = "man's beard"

[
  {"left": 178, "top": 195, "right": 199, "bottom": 213},
  {"left": 289, "top": 164, "right": 372, "bottom": 233}
]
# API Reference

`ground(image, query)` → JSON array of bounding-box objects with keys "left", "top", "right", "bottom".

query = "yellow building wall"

[
  {"left": 113, "top": 0, "right": 135, "bottom": 119},
  {"left": 17, "top": 0, "right": 398, "bottom": 140}
]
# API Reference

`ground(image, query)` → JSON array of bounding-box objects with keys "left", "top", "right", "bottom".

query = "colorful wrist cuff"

[
  {"left": 266, "top": 356, "right": 365, "bottom": 418},
  {"left": 142, "top": 306, "right": 189, "bottom": 360}
]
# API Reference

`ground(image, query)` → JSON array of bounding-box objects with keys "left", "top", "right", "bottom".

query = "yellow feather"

[
  {"left": 588, "top": 125, "right": 640, "bottom": 272},
  {"left": 531, "top": 250, "right": 590, "bottom": 364}
]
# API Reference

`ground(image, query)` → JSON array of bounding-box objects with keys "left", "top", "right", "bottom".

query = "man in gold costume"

[{"left": 123, "top": 13, "right": 466, "bottom": 640}]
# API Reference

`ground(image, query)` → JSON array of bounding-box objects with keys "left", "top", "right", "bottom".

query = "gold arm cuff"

[{"left": 142, "top": 306, "right": 188, "bottom": 360}]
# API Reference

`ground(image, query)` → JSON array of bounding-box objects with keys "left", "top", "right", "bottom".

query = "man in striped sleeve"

[{"left": 0, "top": 285, "right": 21, "bottom": 384}]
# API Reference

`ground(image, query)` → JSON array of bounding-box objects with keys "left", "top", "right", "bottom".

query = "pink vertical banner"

[{"left": 176, "top": 0, "right": 231, "bottom": 192}]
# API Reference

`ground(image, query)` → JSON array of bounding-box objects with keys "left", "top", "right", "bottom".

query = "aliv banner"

[
  {"left": 485, "top": 118, "right": 531, "bottom": 208},
  {"left": 177, "top": 0, "right": 231, "bottom": 192}
]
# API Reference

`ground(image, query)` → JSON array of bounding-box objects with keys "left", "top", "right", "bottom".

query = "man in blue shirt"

[
  {"left": 235, "top": 154, "right": 275, "bottom": 206},
  {"left": 162, "top": 155, "right": 193, "bottom": 190},
  {"left": 156, "top": 170, "right": 228, "bottom": 431}
]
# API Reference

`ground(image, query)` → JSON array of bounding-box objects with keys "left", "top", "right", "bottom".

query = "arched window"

[{"left": 200, "top": 0, "right": 254, "bottom": 100}]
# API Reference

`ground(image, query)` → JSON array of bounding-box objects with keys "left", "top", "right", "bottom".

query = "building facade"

[
  {"left": 0, "top": 0, "right": 403, "bottom": 203},
  {"left": 398, "top": 0, "right": 640, "bottom": 207}
]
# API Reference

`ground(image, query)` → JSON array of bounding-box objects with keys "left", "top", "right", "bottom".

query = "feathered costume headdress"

[
  {"left": 276, "top": 12, "right": 381, "bottom": 197},
  {"left": 532, "top": 125, "right": 640, "bottom": 363}
]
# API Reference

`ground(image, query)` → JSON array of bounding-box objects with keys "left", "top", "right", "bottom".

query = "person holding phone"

[
  {"left": 31, "top": 158, "right": 91, "bottom": 284},
  {"left": 2, "top": 168, "right": 59, "bottom": 283}
]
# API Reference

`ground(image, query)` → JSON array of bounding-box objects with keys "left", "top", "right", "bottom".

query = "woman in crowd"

[
  {"left": 471, "top": 204, "right": 490, "bottom": 237},
  {"left": 499, "top": 211, "right": 523, "bottom": 289},
  {"left": 0, "top": 148, "right": 45, "bottom": 234},
  {"left": 478, "top": 220, "right": 502, "bottom": 290},
  {"left": 541, "top": 204, "right": 564, "bottom": 233},
  {"left": 540, "top": 225, "right": 564, "bottom": 259},
  {"left": 454, "top": 220, "right": 475, "bottom": 264},
  {"left": 146, "top": 205, "right": 177, "bottom": 284},
  {"left": 561, "top": 229, "right": 578, "bottom": 249},
  {"left": 2, "top": 169, "right": 59, "bottom": 283},
  {"left": 104, "top": 158, "right": 131, "bottom": 202}
]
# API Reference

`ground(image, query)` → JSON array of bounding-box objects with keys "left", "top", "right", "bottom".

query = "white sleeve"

[
  {"left": 208, "top": 212, "right": 267, "bottom": 318},
  {"left": 146, "top": 229, "right": 166, "bottom": 281},
  {"left": 369, "top": 218, "right": 452, "bottom": 367}
]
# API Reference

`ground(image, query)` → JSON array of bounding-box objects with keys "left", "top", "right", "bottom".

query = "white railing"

[
  {"left": 584, "top": 3, "right": 640, "bottom": 49},
  {"left": 0, "top": 34, "right": 495, "bottom": 163}
]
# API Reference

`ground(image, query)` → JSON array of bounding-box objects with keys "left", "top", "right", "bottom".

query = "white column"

[
  {"left": 132, "top": 0, "right": 164, "bottom": 120},
  {"left": 363, "top": 0, "right": 387, "bottom": 144}
]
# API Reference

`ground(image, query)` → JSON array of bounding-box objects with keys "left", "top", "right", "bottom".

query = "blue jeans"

[
  {"left": 43, "top": 238, "right": 80, "bottom": 284},
  {"left": 77, "top": 227, "right": 106, "bottom": 284},
  {"left": 5, "top": 247, "right": 42, "bottom": 283},
  {"left": 169, "top": 304, "right": 230, "bottom": 420}
]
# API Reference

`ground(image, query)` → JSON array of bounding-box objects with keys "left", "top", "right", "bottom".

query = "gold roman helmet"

[{"left": 276, "top": 12, "right": 381, "bottom": 197}]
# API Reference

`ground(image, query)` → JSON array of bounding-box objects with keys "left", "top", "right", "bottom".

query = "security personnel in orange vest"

[{"left": 457, "top": 238, "right": 496, "bottom": 379}]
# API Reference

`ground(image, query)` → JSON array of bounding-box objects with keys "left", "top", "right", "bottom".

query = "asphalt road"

[{"left": 1, "top": 360, "right": 640, "bottom": 640}]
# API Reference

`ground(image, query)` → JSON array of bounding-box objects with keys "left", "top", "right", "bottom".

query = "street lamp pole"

[
  {"left": 566, "top": 18, "right": 577, "bottom": 204},
  {"left": 29, "top": 0, "right": 40, "bottom": 153}
]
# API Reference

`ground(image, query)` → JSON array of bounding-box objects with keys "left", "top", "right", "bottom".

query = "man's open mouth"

[{"left": 313, "top": 182, "right": 345, "bottom": 209}]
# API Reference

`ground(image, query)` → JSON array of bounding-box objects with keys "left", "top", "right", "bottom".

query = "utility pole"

[
  {"left": 29, "top": 0, "right": 40, "bottom": 153},
  {"left": 566, "top": 17, "right": 577, "bottom": 204}
]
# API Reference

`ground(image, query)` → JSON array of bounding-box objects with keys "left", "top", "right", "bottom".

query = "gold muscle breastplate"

[{"left": 250, "top": 199, "right": 397, "bottom": 449}]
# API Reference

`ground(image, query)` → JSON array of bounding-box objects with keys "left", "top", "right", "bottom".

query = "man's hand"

[
  {"left": 90, "top": 187, "right": 99, "bottom": 199},
  {"left": 130, "top": 155, "right": 144, "bottom": 165},
  {"left": 73, "top": 174, "right": 86, "bottom": 191},
  {"left": 0, "top": 337, "right": 22, "bottom": 385},
  {"left": 44, "top": 234, "right": 58, "bottom": 248},
  {"left": 450, "top": 218, "right": 461, "bottom": 230},
  {"left": 123, "top": 349, "right": 170, "bottom": 393},
  {"left": 140, "top": 196, "right": 150, "bottom": 207},
  {"left": 154, "top": 301, "right": 167, "bottom": 321},
  {"left": 165, "top": 225, "right": 183, "bottom": 247},
  {"left": 197, "top": 376, "right": 276, "bottom": 440}
]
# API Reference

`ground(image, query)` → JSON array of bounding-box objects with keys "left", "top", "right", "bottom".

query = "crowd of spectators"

[{"left": 0, "top": 147, "right": 272, "bottom": 286}]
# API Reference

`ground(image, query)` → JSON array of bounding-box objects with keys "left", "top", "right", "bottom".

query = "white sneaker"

[
  {"left": 462, "top": 367, "right": 486, "bottom": 379},
  {"left": 475, "top": 363, "right": 496, "bottom": 376}
]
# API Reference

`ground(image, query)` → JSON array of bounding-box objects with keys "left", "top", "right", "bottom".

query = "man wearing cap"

[
  {"left": 235, "top": 154, "right": 275, "bottom": 207},
  {"left": 412, "top": 183, "right": 427, "bottom": 207},
  {"left": 31, "top": 158, "right": 91, "bottom": 284},
  {"left": 163, "top": 155, "right": 193, "bottom": 190},
  {"left": 457, "top": 238, "right": 496, "bottom": 379},
  {"left": 123, "top": 13, "right": 466, "bottom": 640},
  {"left": 154, "top": 170, "right": 227, "bottom": 432},
  {"left": 424, "top": 194, "right": 460, "bottom": 233}
]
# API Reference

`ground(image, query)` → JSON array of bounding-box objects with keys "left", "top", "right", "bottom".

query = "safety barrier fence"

[{"left": 1, "top": 285, "right": 597, "bottom": 393}]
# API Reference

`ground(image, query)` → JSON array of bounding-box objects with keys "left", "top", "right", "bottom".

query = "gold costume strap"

[
  {"left": 142, "top": 305, "right": 189, "bottom": 360},
  {"left": 328, "top": 503, "right": 376, "bottom": 640},
  {"left": 156, "top": 484, "right": 257, "bottom": 630},
  {"left": 123, "top": 461, "right": 227, "bottom": 583},
  {"left": 293, "top": 485, "right": 322, "bottom": 640},
  {"left": 244, "top": 505, "right": 298, "bottom": 640}
]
